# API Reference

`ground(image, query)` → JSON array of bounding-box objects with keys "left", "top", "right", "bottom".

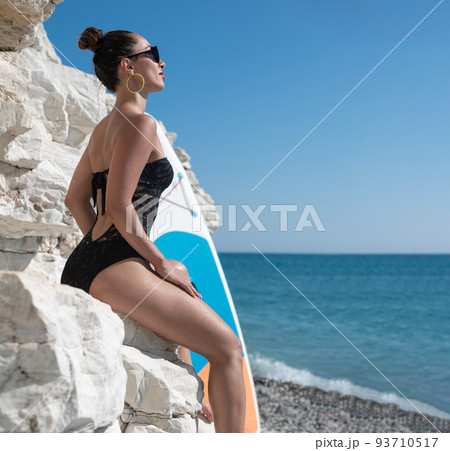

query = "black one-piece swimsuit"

[{"left": 60, "top": 156, "right": 174, "bottom": 294}]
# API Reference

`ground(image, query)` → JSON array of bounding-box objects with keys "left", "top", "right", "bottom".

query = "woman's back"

[
  {"left": 88, "top": 110, "right": 168, "bottom": 240},
  {"left": 91, "top": 155, "right": 173, "bottom": 242}
]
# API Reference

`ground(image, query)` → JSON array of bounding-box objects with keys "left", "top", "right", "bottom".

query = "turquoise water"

[{"left": 219, "top": 253, "right": 450, "bottom": 420}]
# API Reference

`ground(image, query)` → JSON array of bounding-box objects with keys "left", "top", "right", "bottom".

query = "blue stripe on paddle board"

[{"left": 155, "top": 231, "right": 241, "bottom": 372}]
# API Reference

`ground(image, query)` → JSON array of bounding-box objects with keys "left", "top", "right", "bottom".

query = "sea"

[{"left": 218, "top": 253, "right": 450, "bottom": 420}]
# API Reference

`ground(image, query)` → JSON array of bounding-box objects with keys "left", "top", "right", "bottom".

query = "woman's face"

[{"left": 126, "top": 35, "right": 165, "bottom": 93}]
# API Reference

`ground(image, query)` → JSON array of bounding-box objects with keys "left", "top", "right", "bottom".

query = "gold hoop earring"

[{"left": 126, "top": 73, "right": 145, "bottom": 93}]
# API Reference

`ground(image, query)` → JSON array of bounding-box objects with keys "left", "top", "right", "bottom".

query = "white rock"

[
  {"left": 0, "top": 0, "right": 64, "bottom": 51},
  {"left": 123, "top": 422, "right": 167, "bottom": 433},
  {"left": 27, "top": 17, "right": 61, "bottom": 64},
  {"left": 94, "top": 419, "right": 122, "bottom": 433},
  {"left": 0, "top": 160, "right": 76, "bottom": 238},
  {"left": 166, "top": 132, "right": 177, "bottom": 146},
  {"left": 120, "top": 345, "right": 203, "bottom": 417},
  {"left": 0, "top": 271, "right": 127, "bottom": 432},
  {"left": 114, "top": 310, "right": 179, "bottom": 361},
  {"left": 0, "top": 250, "right": 67, "bottom": 284},
  {"left": 133, "top": 415, "right": 197, "bottom": 433},
  {"left": 173, "top": 146, "right": 191, "bottom": 163},
  {"left": 0, "top": 234, "right": 58, "bottom": 253},
  {"left": 0, "top": 89, "right": 34, "bottom": 152},
  {"left": 0, "top": 52, "right": 31, "bottom": 102},
  {"left": 114, "top": 313, "right": 211, "bottom": 433},
  {"left": 187, "top": 170, "right": 199, "bottom": 187},
  {"left": 197, "top": 416, "right": 216, "bottom": 433}
]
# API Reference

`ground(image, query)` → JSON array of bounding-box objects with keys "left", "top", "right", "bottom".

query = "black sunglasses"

[{"left": 126, "top": 46, "right": 159, "bottom": 63}]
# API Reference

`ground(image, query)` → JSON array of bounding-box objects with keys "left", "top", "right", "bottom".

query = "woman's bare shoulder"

[
  {"left": 125, "top": 113, "right": 157, "bottom": 134},
  {"left": 115, "top": 113, "right": 159, "bottom": 149},
  {"left": 89, "top": 112, "right": 160, "bottom": 171},
  {"left": 92, "top": 111, "right": 156, "bottom": 138}
]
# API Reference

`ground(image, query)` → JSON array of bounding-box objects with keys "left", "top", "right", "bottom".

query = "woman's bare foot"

[{"left": 200, "top": 398, "right": 214, "bottom": 423}]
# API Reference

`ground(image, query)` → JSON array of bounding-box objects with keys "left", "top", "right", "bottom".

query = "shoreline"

[{"left": 253, "top": 376, "right": 450, "bottom": 433}]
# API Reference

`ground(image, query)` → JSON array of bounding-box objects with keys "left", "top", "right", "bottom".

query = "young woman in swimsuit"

[{"left": 60, "top": 27, "right": 246, "bottom": 433}]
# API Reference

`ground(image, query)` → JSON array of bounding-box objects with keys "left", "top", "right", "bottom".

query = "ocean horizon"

[{"left": 218, "top": 253, "right": 450, "bottom": 420}]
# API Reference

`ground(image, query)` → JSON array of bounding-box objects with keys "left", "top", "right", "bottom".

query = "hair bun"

[{"left": 78, "top": 27, "right": 104, "bottom": 52}]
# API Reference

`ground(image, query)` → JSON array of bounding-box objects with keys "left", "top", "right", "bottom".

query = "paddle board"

[{"left": 147, "top": 114, "right": 260, "bottom": 433}]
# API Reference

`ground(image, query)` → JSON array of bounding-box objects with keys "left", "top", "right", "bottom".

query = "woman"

[{"left": 60, "top": 27, "right": 246, "bottom": 433}]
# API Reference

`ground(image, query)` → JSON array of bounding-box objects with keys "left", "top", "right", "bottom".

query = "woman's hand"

[{"left": 154, "top": 258, "right": 202, "bottom": 298}]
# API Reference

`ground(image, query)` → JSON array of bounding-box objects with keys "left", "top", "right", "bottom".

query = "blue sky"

[{"left": 44, "top": 0, "right": 449, "bottom": 254}]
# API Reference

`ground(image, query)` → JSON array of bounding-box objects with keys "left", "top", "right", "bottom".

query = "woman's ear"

[{"left": 119, "top": 56, "right": 134, "bottom": 74}]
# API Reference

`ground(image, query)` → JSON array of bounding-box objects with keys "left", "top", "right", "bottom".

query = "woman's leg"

[{"left": 89, "top": 257, "right": 246, "bottom": 432}]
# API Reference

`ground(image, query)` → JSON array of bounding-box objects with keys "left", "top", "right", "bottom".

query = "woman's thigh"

[{"left": 89, "top": 257, "right": 242, "bottom": 362}]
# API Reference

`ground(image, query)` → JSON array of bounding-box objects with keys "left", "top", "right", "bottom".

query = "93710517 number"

[{"left": 375, "top": 437, "right": 439, "bottom": 448}]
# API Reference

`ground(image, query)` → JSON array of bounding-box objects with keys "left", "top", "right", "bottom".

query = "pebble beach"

[{"left": 254, "top": 376, "right": 450, "bottom": 433}]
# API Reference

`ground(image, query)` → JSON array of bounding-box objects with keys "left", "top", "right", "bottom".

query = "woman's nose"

[{"left": 160, "top": 59, "right": 166, "bottom": 68}]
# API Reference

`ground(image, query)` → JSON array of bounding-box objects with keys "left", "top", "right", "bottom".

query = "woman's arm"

[
  {"left": 104, "top": 115, "right": 167, "bottom": 268},
  {"left": 64, "top": 199, "right": 97, "bottom": 236},
  {"left": 64, "top": 144, "right": 97, "bottom": 235}
]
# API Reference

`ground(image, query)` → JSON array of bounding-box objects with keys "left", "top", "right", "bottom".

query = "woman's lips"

[{"left": 159, "top": 72, "right": 165, "bottom": 80}]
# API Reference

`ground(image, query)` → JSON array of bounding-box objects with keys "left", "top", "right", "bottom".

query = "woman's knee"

[{"left": 209, "top": 330, "right": 243, "bottom": 364}]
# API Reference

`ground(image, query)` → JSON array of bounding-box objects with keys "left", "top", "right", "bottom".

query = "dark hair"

[{"left": 78, "top": 27, "right": 140, "bottom": 93}]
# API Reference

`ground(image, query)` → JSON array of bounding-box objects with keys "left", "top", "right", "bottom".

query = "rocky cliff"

[{"left": 0, "top": 0, "right": 216, "bottom": 433}]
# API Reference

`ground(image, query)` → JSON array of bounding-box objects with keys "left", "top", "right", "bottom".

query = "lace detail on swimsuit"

[
  {"left": 90, "top": 157, "right": 174, "bottom": 241},
  {"left": 60, "top": 157, "right": 174, "bottom": 294}
]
